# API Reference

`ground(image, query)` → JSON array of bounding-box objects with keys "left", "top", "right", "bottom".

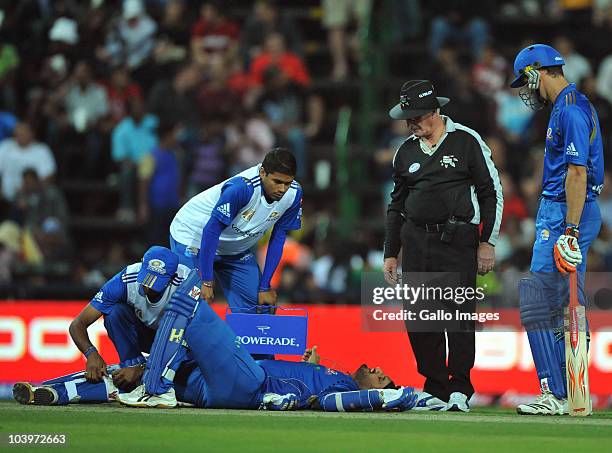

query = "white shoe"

[
  {"left": 118, "top": 384, "right": 177, "bottom": 408},
  {"left": 443, "top": 392, "right": 470, "bottom": 412},
  {"left": 516, "top": 391, "right": 566, "bottom": 415},
  {"left": 412, "top": 391, "right": 447, "bottom": 411}
]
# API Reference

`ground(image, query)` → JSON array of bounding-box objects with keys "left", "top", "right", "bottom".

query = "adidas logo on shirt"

[
  {"left": 566, "top": 142, "right": 579, "bottom": 156},
  {"left": 216, "top": 203, "right": 231, "bottom": 218}
]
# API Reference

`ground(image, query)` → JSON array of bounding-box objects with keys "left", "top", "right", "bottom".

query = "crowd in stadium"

[{"left": 0, "top": 0, "right": 610, "bottom": 304}]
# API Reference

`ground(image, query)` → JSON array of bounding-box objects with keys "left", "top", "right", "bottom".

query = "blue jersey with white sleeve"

[{"left": 542, "top": 84, "right": 604, "bottom": 201}]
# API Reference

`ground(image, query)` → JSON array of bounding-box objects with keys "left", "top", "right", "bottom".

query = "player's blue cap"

[
  {"left": 137, "top": 246, "right": 179, "bottom": 294},
  {"left": 510, "top": 44, "right": 565, "bottom": 88}
]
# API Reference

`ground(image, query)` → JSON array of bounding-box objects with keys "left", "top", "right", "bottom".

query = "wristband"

[
  {"left": 258, "top": 287, "right": 271, "bottom": 292},
  {"left": 564, "top": 224, "right": 580, "bottom": 238},
  {"left": 202, "top": 281, "right": 214, "bottom": 288},
  {"left": 84, "top": 346, "right": 98, "bottom": 358}
]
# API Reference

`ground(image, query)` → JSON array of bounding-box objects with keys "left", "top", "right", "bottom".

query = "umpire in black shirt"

[{"left": 383, "top": 80, "right": 503, "bottom": 412}]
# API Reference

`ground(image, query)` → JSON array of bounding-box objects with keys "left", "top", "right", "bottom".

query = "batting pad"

[
  {"left": 143, "top": 270, "right": 202, "bottom": 395},
  {"left": 519, "top": 278, "right": 567, "bottom": 399}
]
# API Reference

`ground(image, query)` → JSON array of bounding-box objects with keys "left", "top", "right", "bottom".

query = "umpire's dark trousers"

[{"left": 401, "top": 218, "right": 478, "bottom": 401}]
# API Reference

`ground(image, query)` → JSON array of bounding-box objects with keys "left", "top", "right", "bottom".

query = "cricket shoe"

[
  {"left": 516, "top": 391, "right": 566, "bottom": 415},
  {"left": 118, "top": 384, "right": 177, "bottom": 408},
  {"left": 13, "top": 383, "right": 59, "bottom": 405},
  {"left": 13, "top": 382, "right": 35, "bottom": 405},
  {"left": 412, "top": 391, "right": 447, "bottom": 411},
  {"left": 443, "top": 392, "right": 470, "bottom": 412}
]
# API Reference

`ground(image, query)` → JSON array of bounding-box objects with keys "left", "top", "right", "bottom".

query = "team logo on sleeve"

[
  {"left": 217, "top": 203, "right": 231, "bottom": 218},
  {"left": 546, "top": 128, "right": 553, "bottom": 141},
  {"left": 566, "top": 142, "right": 579, "bottom": 156},
  {"left": 540, "top": 229, "right": 550, "bottom": 242},
  {"left": 440, "top": 155, "right": 458, "bottom": 168},
  {"left": 93, "top": 291, "right": 103, "bottom": 302}
]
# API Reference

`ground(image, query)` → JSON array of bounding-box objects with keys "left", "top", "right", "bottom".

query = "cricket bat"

[{"left": 565, "top": 271, "right": 592, "bottom": 416}]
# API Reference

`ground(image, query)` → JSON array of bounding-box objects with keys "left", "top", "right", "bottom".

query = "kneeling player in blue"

[
  {"left": 12, "top": 246, "right": 194, "bottom": 405},
  {"left": 509, "top": 44, "right": 603, "bottom": 415},
  {"left": 169, "top": 148, "right": 302, "bottom": 315}
]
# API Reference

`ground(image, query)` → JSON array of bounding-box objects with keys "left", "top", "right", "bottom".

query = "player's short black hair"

[
  {"left": 261, "top": 147, "right": 297, "bottom": 176},
  {"left": 544, "top": 65, "right": 564, "bottom": 77}
]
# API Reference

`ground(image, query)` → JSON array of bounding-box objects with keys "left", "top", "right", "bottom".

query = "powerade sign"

[{"left": 226, "top": 308, "right": 308, "bottom": 355}]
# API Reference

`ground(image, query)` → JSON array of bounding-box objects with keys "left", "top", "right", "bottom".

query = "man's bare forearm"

[
  {"left": 69, "top": 319, "right": 95, "bottom": 354},
  {"left": 565, "top": 165, "right": 587, "bottom": 225}
]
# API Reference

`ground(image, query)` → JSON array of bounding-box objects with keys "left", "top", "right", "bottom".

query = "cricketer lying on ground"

[{"left": 14, "top": 281, "right": 417, "bottom": 412}]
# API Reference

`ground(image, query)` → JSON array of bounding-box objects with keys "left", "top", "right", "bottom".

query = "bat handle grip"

[{"left": 569, "top": 272, "right": 579, "bottom": 309}]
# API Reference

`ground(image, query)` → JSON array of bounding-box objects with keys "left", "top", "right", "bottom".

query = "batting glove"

[
  {"left": 261, "top": 392, "right": 299, "bottom": 411},
  {"left": 381, "top": 386, "right": 418, "bottom": 412},
  {"left": 526, "top": 69, "right": 541, "bottom": 90},
  {"left": 554, "top": 225, "right": 582, "bottom": 273}
]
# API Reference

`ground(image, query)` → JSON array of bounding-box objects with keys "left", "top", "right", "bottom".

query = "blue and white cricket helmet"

[
  {"left": 510, "top": 44, "right": 565, "bottom": 88},
  {"left": 137, "top": 246, "right": 179, "bottom": 293}
]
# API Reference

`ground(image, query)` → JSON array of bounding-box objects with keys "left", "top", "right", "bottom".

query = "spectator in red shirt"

[
  {"left": 250, "top": 33, "right": 310, "bottom": 87},
  {"left": 191, "top": 1, "right": 239, "bottom": 66},
  {"left": 226, "top": 54, "right": 253, "bottom": 101},
  {"left": 104, "top": 66, "right": 143, "bottom": 126}
]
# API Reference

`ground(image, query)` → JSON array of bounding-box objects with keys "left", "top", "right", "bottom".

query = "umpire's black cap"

[{"left": 389, "top": 80, "right": 450, "bottom": 120}]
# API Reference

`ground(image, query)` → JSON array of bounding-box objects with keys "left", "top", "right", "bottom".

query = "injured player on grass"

[
  {"left": 15, "top": 268, "right": 418, "bottom": 413},
  {"left": 13, "top": 348, "right": 417, "bottom": 412}
]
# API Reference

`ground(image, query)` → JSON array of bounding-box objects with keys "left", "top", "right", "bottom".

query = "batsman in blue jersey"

[{"left": 510, "top": 44, "right": 604, "bottom": 415}]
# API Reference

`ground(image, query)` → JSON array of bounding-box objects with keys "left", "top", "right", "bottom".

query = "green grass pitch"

[{"left": 2, "top": 401, "right": 612, "bottom": 452}]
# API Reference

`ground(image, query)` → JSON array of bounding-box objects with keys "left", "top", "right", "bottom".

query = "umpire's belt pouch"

[
  {"left": 440, "top": 217, "right": 458, "bottom": 244},
  {"left": 225, "top": 307, "right": 308, "bottom": 356}
]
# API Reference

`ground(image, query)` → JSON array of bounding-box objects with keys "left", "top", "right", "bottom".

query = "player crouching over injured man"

[{"left": 14, "top": 270, "right": 417, "bottom": 412}]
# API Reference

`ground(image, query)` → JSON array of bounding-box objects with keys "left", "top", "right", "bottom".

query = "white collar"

[{"left": 418, "top": 116, "right": 454, "bottom": 154}]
